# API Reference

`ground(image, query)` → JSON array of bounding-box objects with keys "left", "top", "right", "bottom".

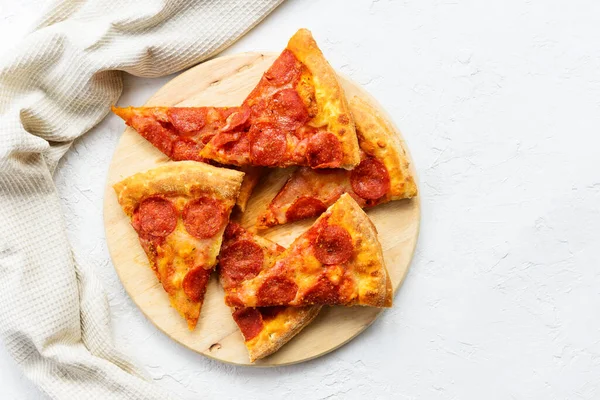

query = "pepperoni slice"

[
  {"left": 285, "top": 196, "right": 327, "bottom": 222},
  {"left": 217, "top": 107, "right": 239, "bottom": 120},
  {"left": 228, "top": 135, "right": 252, "bottom": 159},
  {"left": 249, "top": 124, "right": 287, "bottom": 166},
  {"left": 303, "top": 276, "right": 339, "bottom": 304},
  {"left": 132, "top": 197, "right": 177, "bottom": 239},
  {"left": 221, "top": 107, "right": 251, "bottom": 132},
  {"left": 224, "top": 222, "right": 245, "bottom": 241},
  {"left": 256, "top": 276, "right": 298, "bottom": 305},
  {"left": 131, "top": 114, "right": 177, "bottom": 157},
  {"left": 232, "top": 308, "right": 264, "bottom": 341},
  {"left": 183, "top": 197, "right": 225, "bottom": 239},
  {"left": 350, "top": 157, "right": 391, "bottom": 200},
  {"left": 182, "top": 267, "right": 211, "bottom": 302},
  {"left": 171, "top": 140, "right": 203, "bottom": 161},
  {"left": 306, "top": 132, "right": 343, "bottom": 168},
  {"left": 219, "top": 240, "right": 264, "bottom": 286},
  {"left": 270, "top": 89, "right": 309, "bottom": 131},
  {"left": 259, "top": 306, "right": 286, "bottom": 321},
  {"left": 313, "top": 224, "right": 354, "bottom": 265},
  {"left": 210, "top": 130, "right": 241, "bottom": 149},
  {"left": 265, "top": 49, "right": 301, "bottom": 87},
  {"left": 200, "top": 132, "right": 216, "bottom": 145},
  {"left": 167, "top": 108, "right": 207, "bottom": 133}
]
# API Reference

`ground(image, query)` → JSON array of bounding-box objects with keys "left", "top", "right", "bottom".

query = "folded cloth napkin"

[{"left": 0, "top": 0, "right": 283, "bottom": 398}]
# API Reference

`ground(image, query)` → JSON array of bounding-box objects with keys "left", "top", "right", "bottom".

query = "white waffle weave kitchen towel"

[{"left": 0, "top": 0, "right": 283, "bottom": 398}]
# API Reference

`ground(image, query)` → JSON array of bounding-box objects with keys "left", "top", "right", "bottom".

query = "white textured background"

[{"left": 2, "top": 0, "right": 599, "bottom": 399}]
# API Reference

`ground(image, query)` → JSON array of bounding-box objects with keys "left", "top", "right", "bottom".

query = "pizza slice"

[
  {"left": 218, "top": 223, "right": 320, "bottom": 362},
  {"left": 199, "top": 28, "right": 360, "bottom": 170},
  {"left": 224, "top": 193, "right": 393, "bottom": 308},
  {"left": 111, "top": 105, "right": 261, "bottom": 211},
  {"left": 113, "top": 161, "right": 244, "bottom": 330},
  {"left": 257, "top": 96, "right": 418, "bottom": 228}
]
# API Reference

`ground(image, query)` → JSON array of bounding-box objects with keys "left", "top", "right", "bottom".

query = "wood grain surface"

[{"left": 103, "top": 52, "right": 420, "bottom": 366}]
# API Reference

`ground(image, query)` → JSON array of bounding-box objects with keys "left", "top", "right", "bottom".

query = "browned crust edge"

[
  {"left": 287, "top": 29, "right": 360, "bottom": 170},
  {"left": 349, "top": 96, "right": 418, "bottom": 200},
  {"left": 333, "top": 194, "right": 392, "bottom": 307},
  {"left": 113, "top": 161, "right": 245, "bottom": 215},
  {"left": 248, "top": 306, "right": 322, "bottom": 362}
]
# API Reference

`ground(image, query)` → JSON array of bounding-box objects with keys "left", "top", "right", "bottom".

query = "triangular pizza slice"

[
  {"left": 199, "top": 28, "right": 360, "bottom": 170},
  {"left": 218, "top": 223, "right": 320, "bottom": 362},
  {"left": 113, "top": 161, "right": 244, "bottom": 330},
  {"left": 257, "top": 96, "right": 418, "bottom": 228},
  {"left": 111, "top": 105, "right": 260, "bottom": 211},
  {"left": 224, "top": 193, "right": 393, "bottom": 308}
]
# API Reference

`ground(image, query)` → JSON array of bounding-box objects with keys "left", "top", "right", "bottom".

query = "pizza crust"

[
  {"left": 113, "top": 161, "right": 245, "bottom": 216},
  {"left": 287, "top": 29, "right": 360, "bottom": 170},
  {"left": 236, "top": 167, "right": 263, "bottom": 212},
  {"left": 349, "top": 96, "right": 418, "bottom": 200},
  {"left": 231, "top": 194, "right": 393, "bottom": 308},
  {"left": 328, "top": 193, "right": 392, "bottom": 307},
  {"left": 247, "top": 305, "right": 321, "bottom": 362}
]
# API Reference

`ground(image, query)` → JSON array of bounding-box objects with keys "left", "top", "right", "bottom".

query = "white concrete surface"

[{"left": 1, "top": 0, "right": 600, "bottom": 398}]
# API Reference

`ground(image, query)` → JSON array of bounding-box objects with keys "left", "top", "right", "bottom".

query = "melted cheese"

[{"left": 237, "top": 194, "right": 390, "bottom": 307}]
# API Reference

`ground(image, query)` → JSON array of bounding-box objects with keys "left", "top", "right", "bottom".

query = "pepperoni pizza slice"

[
  {"left": 219, "top": 223, "right": 320, "bottom": 362},
  {"left": 199, "top": 28, "right": 360, "bottom": 170},
  {"left": 111, "top": 105, "right": 260, "bottom": 211},
  {"left": 113, "top": 161, "right": 244, "bottom": 330},
  {"left": 224, "top": 193, "right": 393, "bottom": 308},
  {"left": 257, "top": 96, "right": 418, "bottom": 228}
]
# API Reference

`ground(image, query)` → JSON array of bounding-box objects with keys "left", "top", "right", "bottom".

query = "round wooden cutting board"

[{"left": 103, "top": 52, "right": 420, "bottom": 366}]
